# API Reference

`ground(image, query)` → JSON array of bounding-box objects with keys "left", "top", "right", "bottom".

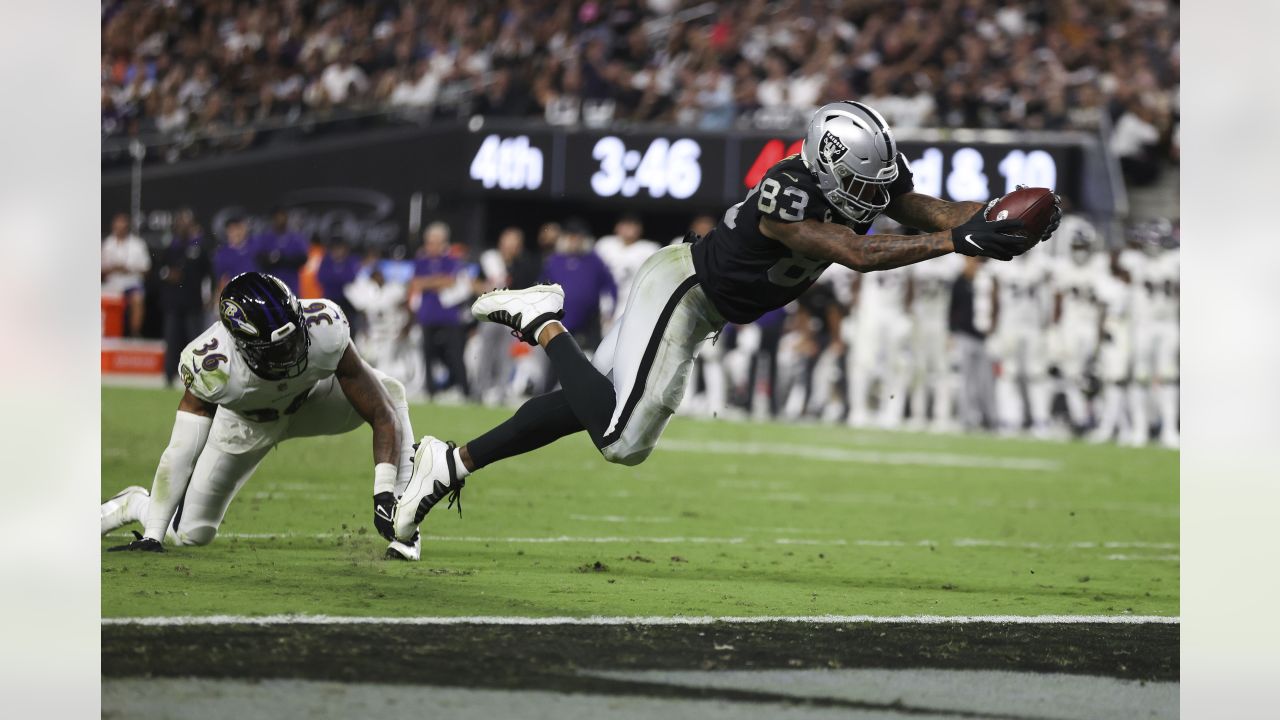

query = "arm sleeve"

[{"left": 142, "top": 411, "right": 214, "bottom": 541}]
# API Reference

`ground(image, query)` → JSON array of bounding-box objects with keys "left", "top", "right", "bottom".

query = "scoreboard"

[{"left": 461, "top": 121, "right": 1085, "bottom": 208}]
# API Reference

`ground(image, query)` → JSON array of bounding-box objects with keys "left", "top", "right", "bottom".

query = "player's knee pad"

[
  {"left": 599, "top": 440, "right": 653, "bottom": 467},
  {"left": 177, "top": 525, "right": 218, "bottom": 546}
]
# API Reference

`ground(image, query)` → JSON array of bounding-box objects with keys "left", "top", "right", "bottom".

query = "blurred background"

[{"left": 100, "top": 0, "right": 1179, "bottom": 446}]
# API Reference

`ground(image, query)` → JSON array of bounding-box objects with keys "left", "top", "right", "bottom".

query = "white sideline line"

[
  {"left": 104, "top": 531, "right": 1179, "bottom": 556},
  {"left": 662, "top": 439, "right": 1063, "bottom": 472},
  {"left": 102, "top": 613, "right": 1179, "bottom": 627}
]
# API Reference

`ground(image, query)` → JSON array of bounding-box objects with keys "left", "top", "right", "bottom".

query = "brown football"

[{"left": 984, "top": 187, "right": 1056, "bottom": 239}]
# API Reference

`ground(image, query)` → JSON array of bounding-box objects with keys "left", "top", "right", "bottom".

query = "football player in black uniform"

[{"left": 389, "top": 100, "right": 1061, "bottom": 544}]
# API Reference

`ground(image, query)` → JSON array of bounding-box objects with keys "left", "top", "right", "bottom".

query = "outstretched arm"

[
  {"left": 760, "top": 216, "right": 954, "bottom": 273},
  {"left": 335, "top": 342, "right": 398, "bottom": 468},
  {"left": 886, "top": 192, "right": 985, "bottom": 233},
  {"left": 335, "top": 342, "right": 402, "bottom": 541}
]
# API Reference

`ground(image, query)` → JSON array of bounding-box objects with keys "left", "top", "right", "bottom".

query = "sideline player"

[
  {"left": 904, "top": 253, "right": 963, "bottom": 431},
  {"left": 1118, "top": 228, "right": 1179, "bottom": 446},
  {"left": 100, "top": 272, "right": 422, "bottom": 560},
  {"left": 845, "top": 259, "right": 910, "bottom": 429},
  {"left": 1051, "top": 223, "right": 1107, "bottom": 432},
  {"left": 391, "top": 101, "right": 1061, "bottom": 543},
  {"left": 977, "top": 251, "right": 1055, "bottom": 437}
]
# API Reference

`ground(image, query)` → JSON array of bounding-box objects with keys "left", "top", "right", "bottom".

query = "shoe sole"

[{"left": 471, "top": 285, "right": 564, "bottom": 322}]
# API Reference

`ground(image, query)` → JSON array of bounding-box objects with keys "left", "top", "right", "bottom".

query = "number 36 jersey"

[
  {"left": 178, "top": 299, "right": 351, "bottom": 422},
  {"left": 691, "top": 153, "right": 914, "bottom": 324}
]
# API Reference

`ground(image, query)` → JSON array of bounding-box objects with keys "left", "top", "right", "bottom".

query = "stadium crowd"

[
  {"left": 103, "top": 208, "right": 1179, "bottom": 447},
  {"left": 102, "top": 0, "right": 1180, "bottom": 182}
]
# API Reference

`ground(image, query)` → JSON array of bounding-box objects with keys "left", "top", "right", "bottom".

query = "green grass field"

[{"left": 101, "top": 386, "right": 1178, "bottom": 620}]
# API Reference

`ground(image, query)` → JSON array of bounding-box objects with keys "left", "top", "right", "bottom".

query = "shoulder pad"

[
  {"left": 301, "top": 298, "right": 351, "bottom": 367},
  {"left": 179, "top": 324, "right": 233, "bottom": 402}
]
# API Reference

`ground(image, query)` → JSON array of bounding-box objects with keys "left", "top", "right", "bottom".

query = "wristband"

[{"left": 374, "top": 462, "right": 397, "bottom": 496}]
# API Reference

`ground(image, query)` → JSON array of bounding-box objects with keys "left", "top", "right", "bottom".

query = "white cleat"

[
  {"left": 471, "top": 284, "right": 565, "bottom": 345},
  {"left": 392, "top": 436, "right": 464, "bottom": 542},
  {"left": 101, "top": 486, "right": 148, "bottom": 535},
  {"left": 385, "top": 533, "right": 421, "bottom": 561}
]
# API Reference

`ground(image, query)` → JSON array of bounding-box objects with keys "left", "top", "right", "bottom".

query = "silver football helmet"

[{"left": 800, "top": 101, "right": 899, "bottom": 223}]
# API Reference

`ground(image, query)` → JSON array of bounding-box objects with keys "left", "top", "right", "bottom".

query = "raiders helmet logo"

[
  {"left": 819, "top": 131, "right": 849, "bottom": 165},
  {"left": 221, "top": 299, "right": 259, "bottom": 336}
]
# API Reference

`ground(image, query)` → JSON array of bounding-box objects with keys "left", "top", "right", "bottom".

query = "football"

[{"left": 984, "top": 186, "right": 1056, "bottom": 239}]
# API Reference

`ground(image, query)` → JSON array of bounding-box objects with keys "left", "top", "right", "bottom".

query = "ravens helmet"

[
  {"left": 800, "top": 100, "right": 900, "bottom": 224},
  {"left": 218, "top": 272, "right": 310, "bottom": 380}
]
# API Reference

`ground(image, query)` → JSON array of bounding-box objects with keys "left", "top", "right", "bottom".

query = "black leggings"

[{"left": 466, "top": 333, "right": 616, "bottom": 469}]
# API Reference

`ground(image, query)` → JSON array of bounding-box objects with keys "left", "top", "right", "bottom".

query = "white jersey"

[
  {"left": 1118, "top": 249, "right": 1179, "bottom": 324},
  {"left": 179, "top": 298, "right": 351, "bottom": 422},
  {"left": 1054, "top": 254, "right": 1109, "bottom": 331},
  {"left": 856, "top": 269, "right": 909, "bottom": 321},
  {"left": 978, "top": 254, "right": 1053, "bottom": 333},
  {"left": 909, "top": 254, "right": 962, "bottom": 321},
  {"left": 594, "top": 236, "right": 660, "bottom": 309},
  {"left": 346, "top": 277, "right": 408, "bottom": 340}
]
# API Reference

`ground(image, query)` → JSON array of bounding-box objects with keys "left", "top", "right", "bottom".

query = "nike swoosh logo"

[
  {"left": 782, "top": 172, "right": 798, "bottom": 182},
  {"left": 964, "top": 234, "right": 982, "bottom": 249},
  {"left": 375, "top": 507, "right": 393, "bottom": 520}
]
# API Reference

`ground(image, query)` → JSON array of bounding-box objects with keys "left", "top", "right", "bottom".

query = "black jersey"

[{"left": 691, "top": 153, "right": 914, "bottom": 324}]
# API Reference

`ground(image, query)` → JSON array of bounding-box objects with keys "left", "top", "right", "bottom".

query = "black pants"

[
  {"left": 164, "top": 308, "right": 207, "bottom": 385},
  {"left": 421, "top": 323, "right": 469, "bottom": 397}
]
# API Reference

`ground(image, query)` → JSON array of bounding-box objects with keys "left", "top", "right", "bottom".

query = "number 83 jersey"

[
  {"left": 691, "top": 153, "right": 914, "bottom": 324},
  {"left": 178, "top": 298, "right": 351, "bottom": 421}
]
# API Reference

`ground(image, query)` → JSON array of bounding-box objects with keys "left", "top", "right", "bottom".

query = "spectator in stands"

[
  {"left": 213, "top": 215, "right": 256, "bottom": 296},
  {"left": 158, "top": 208, "right": 213, "bottom": 387},
  {"left": 103, "top": 0, "right": 1180, "bottom": 172},
  {"left": 317, "top": 239, "right": 361, "bottom": 324},
  {"left": 101, "top": 213, "right": 151, "bottom": 338},
  {"left": 473, "top": 67, "right": 531, "bottom": 117},
  {"left": 1110, "top": 100, "right": 1164, "bottom": 186},
  {"left": 314, "top": 48, "right": 369, "bottom": 108},
  {"left": 541, "top": 219, "right": 616, "bottom": 351},
  {"left": 251, "top": 208, "right": 309, "bottom": 293},
  {"left": 412, "top": 222, "right": 470, "bottom": 400}
]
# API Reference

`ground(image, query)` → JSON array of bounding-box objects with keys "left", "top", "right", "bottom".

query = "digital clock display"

[{"left": 564, "top": 132, "right": 725, "bottom": 204}]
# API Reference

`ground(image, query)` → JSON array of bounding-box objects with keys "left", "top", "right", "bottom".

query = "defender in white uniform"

[
  {"left": 1119, "top": 243, "right": 1180, "bottom": 446},
  {"left": 1089, "top": 259, "right": 1133, "bottom": 443},
  {"left": 845, "top": 267, "right": 911, "bottom": 429},
  {"left": 346, "top": 266, "right": 418, "bottom": 385},
  {"left": 387, "top": 101, "right": 1059, "bottom": 547},
  {"left": 905, "top": 253, "right": 962, "bottom": 430},
  {"left": 977, "top": 252, "right": 1054, "bottom": 436},
  {"left": 100, "top": 273, "right": 422, "bottom": 559},
  {"left": 1051, "top": 231, "right": 1108, "bottom": 431}
]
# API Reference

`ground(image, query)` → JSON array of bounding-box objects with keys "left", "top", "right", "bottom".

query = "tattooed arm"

[
  {"left": 885, "top": 192, "right": 985, "bottom": 233},
  {"left": 759, "top": 216, "right": 954, "bottom": 273}
]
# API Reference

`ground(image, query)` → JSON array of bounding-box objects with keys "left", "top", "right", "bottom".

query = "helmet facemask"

[{"left": 237, "top": 318, "right": 310, "bottom": 380}]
